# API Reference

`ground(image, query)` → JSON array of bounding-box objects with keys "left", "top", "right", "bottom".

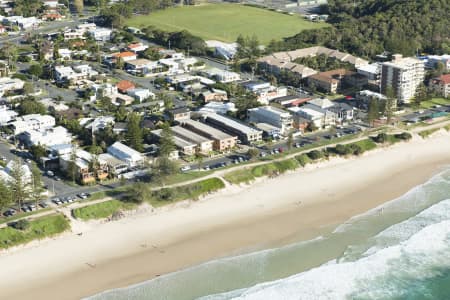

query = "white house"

[
  {"left": 199, "top": 102, "right": 237, "bottom": 115},
  {"left": 127, "top": 42, "right": 149, "bottom": 53},
  {"left": 127, "top": 88, "right": 154, "bottom": 102},
  {"left": 22, "top": 126, "right": 72, "bottom": 147},
  {"left": 107, "top": 142, "right": 144, "bottom": 168},
  {"left": 248, "top": 106, "right": 293, "bottom": 135},
  {"left": 0, "top": 105, "right": 18, "bottom": 126},
  {"left": 80, "top": 116, "right": 115, "bottom": 132},
  {"left": 205, "top": 40, "right": 237, "bottom": 60},
  {"left": 88, "top": 27, "right": 112, "bottom": 42},
  {"left": 0, "top": 77, "right": 24, "bottom": 97},
  {"left": 289, "top": 106, "right": 325, "bottom": 128},
  {"left": 58, "top": 48, "right": 72, "bottom": 60},
  {"left": 10, "top": 114, "right": 55, "bottom": 135},
  {"left": 2, "top": 160, "right": 32, "bottom": 184},
  {"left": 202, "top": 68, "right": 241, "bottom": 83},
  {"left": 54, "top": 65, "right": 98, "bottom": 82}
]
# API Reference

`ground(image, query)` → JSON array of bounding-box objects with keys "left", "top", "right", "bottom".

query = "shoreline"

[{"left": 1, "top": 132, "right": 450, "bottom": 300}]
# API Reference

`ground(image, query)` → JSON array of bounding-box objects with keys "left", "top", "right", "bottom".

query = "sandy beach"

[{"left": 1, "top": 131, "right": 450, "bottom": 300}]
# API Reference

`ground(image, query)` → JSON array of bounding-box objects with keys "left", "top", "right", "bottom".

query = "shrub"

[
  {"left": 395, "top": 132, "right": 412, "bottom": 140},
  {"left": 10, "top": 219, "right": 30, "bottom": 231},
  {"left": 274, "top": 159, "right": 299, "bottom": 173},
  {"left": 307, "top": 150, "right": 324, "bottom": 160},
  {"left": 373, "top": 133, "right": 388, "bottom": 143},
  {"left": 295, "top": 153, "right": 312, "bottom": 166}
]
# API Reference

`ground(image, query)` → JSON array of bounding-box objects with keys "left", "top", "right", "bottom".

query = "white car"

[{"left": 180, "top": 165, "right": 191, "bottom": 172}]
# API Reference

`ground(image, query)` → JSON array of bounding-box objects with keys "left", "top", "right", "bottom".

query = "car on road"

[
  {"left": 54, "top": 176, "right": 61, "bottom": 181},
  {"left": 46, "top": 170, "right": 54, "bottom": 177},
  {"left": 294, "top": 143, "right": 301, "bottom": 148},
  {"left": 180, "top": 165, "right": 191, "bottom": 172},
  {"left": 77, "top": 193, "right": 89, "bottom": 199}
]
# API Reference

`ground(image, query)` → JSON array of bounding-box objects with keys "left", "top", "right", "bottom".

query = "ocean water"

[{"left": 88, "top": 167, "right": 450, "bottom": 300}]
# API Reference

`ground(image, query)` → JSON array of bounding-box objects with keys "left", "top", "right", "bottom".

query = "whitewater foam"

[{"left": 201, "top": 220, "right": 450, "bottom": 300}]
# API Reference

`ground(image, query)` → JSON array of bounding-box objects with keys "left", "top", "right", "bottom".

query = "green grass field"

[
  {"left": 126, "top": 4, "right": 328, "bottom": 44},
  {"left": 72, "top": 200, "right": 136, "bottom": 221},
  {"left": 419, "top": 98, "right": 450, "bottom": 109},
  {"left": 0, "top": 214, "right": 70, "bottom": 249}
]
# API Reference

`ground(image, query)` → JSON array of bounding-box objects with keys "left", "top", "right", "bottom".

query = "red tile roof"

[
  {"left": 116, "top": 80, "right": 135, "bottom": 92},
  {"left": 438, "top": 74, "right": 450, "bottom": 84},
  {"left": 112, "top": 51, "right": 136, "bottom": 58}
]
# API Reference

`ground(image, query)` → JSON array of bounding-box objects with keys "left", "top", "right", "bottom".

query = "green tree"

[
  {"left": 66, "top": 146, "right": 78, "bottom": 183},
  {"left": 0, "top": 179, "right": 12, "bottom": 211},
  {"left": 367, "top": 98, "right": 379, "bottom": 127},
  {"left": 28, "top": 64, "right": 43, "bottom": 78},
  {"left": 158, "top": 124, "right": 175, "bottom": 157},
  {"left": 286, "top": 132, "right": 294, "bottom": 150},
  {"left": 9, "top": 159, "right": 29, "bottom": 212},
  {"left": 384, "top": 86, "right": 396, "bottom": 124},
  {"left": 30, "top": 162, "right": 43, "bottom": 209},
  {"left": 247, "top": 148, "right": 260, "bottom": 160},
  {"left": 413, "top": 83, "right": 428, "bottom": 107},
  {"left": 23, "top": 82, "right": 35, "bottom": 95},
  {"left": 125, "top": 113, "right": 144, "bottom": 152},
  {"left": 74, "top": 0, "right": 84, "bottom": 14}
]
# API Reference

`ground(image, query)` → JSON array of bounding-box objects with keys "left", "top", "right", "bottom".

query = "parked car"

[
  {"left": 39, "top": 202, "right": 48, "bottom": 208},
  {"left": 3, "top": 208, "right": 16, "bottom": 217},
  {"left": 180, "top": 165, "right": 191, "bottom": 172},
  {"left": 46, "top": 170, "right": 54, "bottom": 177}
]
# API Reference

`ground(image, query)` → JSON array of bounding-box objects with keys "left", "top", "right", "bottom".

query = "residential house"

[
  {"left": 202, "top": 113, "right": 262, "bottom": 144},
  {"left": 127, "top": 42, "right": 149, "bottom": 53},
  {"left": 271, "top": 94, "right": 311, "bottom": 107},
  {"left": 200, "top": 88, "right": 228, "bottom": 102},
  {"left": 127, "top": 88, "right": 155, "bottom": 102},
  {"left": 98, "top": 153, "right": 128, "bottom": 175},
  {"left": 429, "top": 74, "right": 450, "bottom": 98},
  {"left": 116, "top": 80, "right": 136, "bottom": 93},
  {"left": 243, "top": 81, "right": 287, "bottom": 104},
  {"left": 288, "top": 106, "right": 324, "bottom": 129},
  {"left": 201, "top": 68, "right": 241, "bottom": 83},
  {"left": 54, "top": 65, "right": 98, "bottom": 83},
  {"left": 60, "top": 148, "right": 108, "bottom": 184},
  {"left": 0, "top": 77, "right": 24, "bottom": 97},
  {"left": 180, "top": 119, "right": 237, "bottom": 151},
  {"left": 21, "top": 126, "right": 72, "bottom": 147},
  {"left": 205, "top": 40, "right": 237, "bottom": 60},
  {"left": 168, "top": 107, "right": 191, "bottom": 121},
  {"left": 107, "top": 142, "right": 144, "bottom": 168},
  {"left": 112, "top": 51, "right": 137, "bottom": 62},
  {"left": 88, "top": 27, "right": 112, "bottom": 42},
  {"left": 248, "top": 106, "right": 293, "bottom": 135},
  {"left": 80, "top": 116, "right": 115, "bottom": 133},
  {"left": 327, "top": 102, "right": 354, "bottom": 123},
  {"left": 10, "top": 114, "right": 55, "bottom": 135},
  {"left": 125, "top": 58, "right": 162, "bottom": 76},
  {"left": 0, "top": 105, "right": 17, "bottom": 126},
  {"left": 308, "top": 69, "right": 367, "bottom": 94},
  {"left": 199, "top": 102, "right": 237, "bottom": 115}
]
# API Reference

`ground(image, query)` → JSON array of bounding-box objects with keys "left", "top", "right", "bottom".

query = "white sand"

[{"left": 1, "top": 131, "right": 450, "bottom": 300}]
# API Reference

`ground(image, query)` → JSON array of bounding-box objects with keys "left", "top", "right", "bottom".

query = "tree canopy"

[{"left": 280, "top": 0, "right": 450, "bottom": 58}]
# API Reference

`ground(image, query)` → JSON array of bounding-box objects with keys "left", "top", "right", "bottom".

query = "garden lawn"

[
  {"left": 126, "top": 3, "right": 328, "bottom": 44},
  {"left": 419, "top": 98, "right": 450, "bottom": 109}
]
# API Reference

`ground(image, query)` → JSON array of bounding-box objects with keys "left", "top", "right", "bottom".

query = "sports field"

[{"left": 126, "top": 4, "right": 328, "bottom": 44}]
